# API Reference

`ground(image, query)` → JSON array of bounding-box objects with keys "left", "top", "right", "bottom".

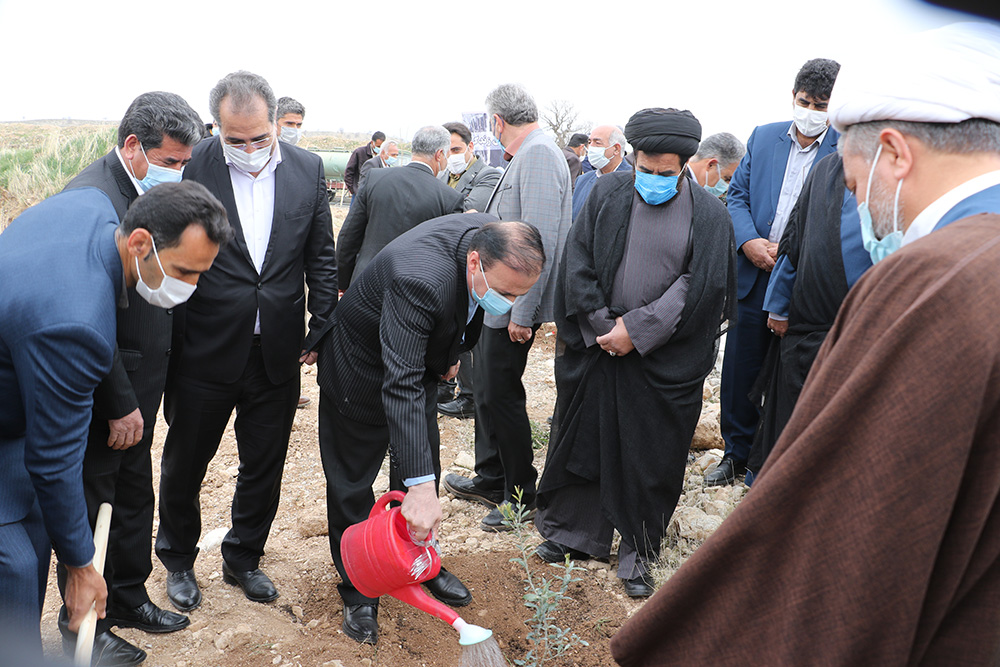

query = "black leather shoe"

[
  {"left": 535, "top": 540, "right": 591, "bottom": 564},
  {"left": 107, "top": 600, "right": 189, "bottom": 634},
  {"left": 442, "top": 473, "right": 503, "bottom": 507},
  {"left": 222, "top": 562, "right": 279, "bottom": 603},
  {"left": 437, "top": 381, "right": 456, "bottom": 404},
  {"left": 343, "top": 603, "right": 378, "bottom": 644},
  {"left": 704, "top": 457, "right": 745, "bottom": 487},
  {"left": 423, "top": 567, "right": 472, "bottom": 607},
  {"left": 165, "top": 569, "right": 201, "bottom": 612},
  {"left": 437, "top": 395, "right": 475, "bottom": 419},
  {"left": 63, "top": 629, "right": 147, "bottom": 666},
  {"left": 481, "top": 501, "right": 535, "bottom": 533},
  {"left": 622, "top": 573, "right": 655, "bottom": 598}
]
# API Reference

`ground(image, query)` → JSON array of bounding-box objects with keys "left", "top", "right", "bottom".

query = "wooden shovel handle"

[{"left": 74, "top": 502, "right": 113, "bottom": 667}]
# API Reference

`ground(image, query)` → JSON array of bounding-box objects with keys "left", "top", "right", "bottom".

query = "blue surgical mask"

[
  {"left": 634, "top": 171, "right": 679, "bottom": 205},
  {"left": 471, "top": 265, "right": 514, "bottom": 317},
  {"left": 705, "top": 163, "right": 729, "bottom": 197},
  {"left": 857, "top": 144, "right": 904, "bottom": 264},
  {"left": 135, "top": 143, "right": 183, "bottom": 192},
  {"left": 490, "top": 116, "right": 505, "bottom": 150},
  {"left": 386, "top": 156, "right": 399, "bottom": 166}
]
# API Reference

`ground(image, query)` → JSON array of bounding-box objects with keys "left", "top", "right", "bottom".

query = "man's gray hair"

[
  {"left": 117, "top": 91, "right": 203, "bottom": 150},
  {"left": 485, "top": 84, "right": 538, "bottom": 126},
  {"left": 411, "top": 126, "right": 450, "bottom": 157},
  {"left": 841, "top": 118, "right": 1000, "bottom": 159},
  {"left": 209, "top": 71, "right": 277, "bottom": 125},
  {"left": 277, "top": 96, "right": 305, "bottom": 119},
  {"left": 608, "top": 126, "right": 627, "bottom": 150},
  {"left": 694, "top": 132, "right": 746, "bottom": 166}
]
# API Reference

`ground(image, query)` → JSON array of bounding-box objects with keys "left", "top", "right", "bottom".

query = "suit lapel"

[
  {"left": 452, "top": 228, "right": 479, "bottom": 355},
  {"left": 770, "top": 129, "right": 793, "bottom": 214},
  {"left": 207, "top": 141, "right": 255, "bottom": 270},
  {"left": 106, "top": 151, "right": 139, "bottom": 209},
  {"left": 260, "top": 154, "right": 287, "bottom": 276}
]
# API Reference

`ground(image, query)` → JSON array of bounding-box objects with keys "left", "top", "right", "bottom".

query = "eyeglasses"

[{"left": 224, "top": 135, "right": 274, "bottom": 152}]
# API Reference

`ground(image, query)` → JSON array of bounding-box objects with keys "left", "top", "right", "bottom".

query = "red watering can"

[{"left": 341, "top": 490, "right": 492, "bottom": 645}]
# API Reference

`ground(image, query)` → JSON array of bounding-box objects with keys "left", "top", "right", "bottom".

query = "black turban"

[{"left": 624, "top": 108, "right": 702, "bottom": 156}]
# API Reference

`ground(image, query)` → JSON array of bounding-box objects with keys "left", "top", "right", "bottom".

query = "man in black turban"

[{"left": 534, "top": 107, "right": 736, "bottom": 597}]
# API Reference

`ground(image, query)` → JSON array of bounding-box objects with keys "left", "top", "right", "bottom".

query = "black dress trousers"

[
  {"left": 472, "top": 323, "right": 541, "bottom": 505},
  {"left": 156, "top": 345, "right": 298, "bottom": 572},
  {"left": 318, "top": 378, "right": 441, "bottom": 607}
]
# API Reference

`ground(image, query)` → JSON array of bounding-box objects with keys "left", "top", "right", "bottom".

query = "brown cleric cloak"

[{"left": 611, "top": 214, "right": 1000, "bottom": 666}]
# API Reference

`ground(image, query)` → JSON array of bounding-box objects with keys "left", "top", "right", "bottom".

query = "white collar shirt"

[
  {"left": 902, "top": 169, "right": 1000, "bottom": 246},
  {"left": 769, "top": 123, "right": 829, "bottom": 243},
  {"left": 226, "top": 139, "right": 283, "bottom": 334}
]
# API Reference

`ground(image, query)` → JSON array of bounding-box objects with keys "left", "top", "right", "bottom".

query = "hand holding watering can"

[{"left": 400, "top": 480, "right": 441, "bottom": 543}]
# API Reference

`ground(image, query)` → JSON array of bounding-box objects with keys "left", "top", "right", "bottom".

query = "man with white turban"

[{"left": 611, "top": 22, "right": 1000, "bottom": 665}]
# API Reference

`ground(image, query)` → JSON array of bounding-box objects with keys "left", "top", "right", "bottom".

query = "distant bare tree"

[{"left": 542, "top": 100, "right": 590, "bottom": 147}]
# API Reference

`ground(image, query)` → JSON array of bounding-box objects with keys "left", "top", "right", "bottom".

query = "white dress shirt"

[
  {"left": 902, "top": 169, "right": 1000, "bottom": 246},
  {"left": 226, "top": 140, "right": 283, "bottom": 335},
  {"left": 768, "top": 123, "right": 828, "bottom": 243}
]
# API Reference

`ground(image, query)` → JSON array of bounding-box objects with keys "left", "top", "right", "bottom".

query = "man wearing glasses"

[{"left": 155, "top": 71, "right": 337, "bottom": 612}]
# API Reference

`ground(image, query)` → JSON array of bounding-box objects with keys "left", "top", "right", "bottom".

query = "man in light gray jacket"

[{"left": 442, "top": 84, "right": 572, "bottom": 532}]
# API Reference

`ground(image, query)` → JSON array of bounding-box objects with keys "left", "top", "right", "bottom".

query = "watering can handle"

[{"left": 369, "top": 490, "right": 407, "bottom": 519}]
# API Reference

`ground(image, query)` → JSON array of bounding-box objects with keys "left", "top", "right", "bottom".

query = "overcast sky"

[{"left": 0, "top": 0, "right": 977, "bottom": 146}]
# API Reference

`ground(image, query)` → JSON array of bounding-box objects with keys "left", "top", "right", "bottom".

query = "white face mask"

[
  {"left": 587, "top": 145, "right": 611, "bottom": 170},
  {"left": 279, "top": 126, "right": 302, "bottom": 145},
  {"left": 447, "top": 152, "right": 468, "bottom": 175},
  {"left": 222, "top": 138, "right": 274, "bottom": 173},
  {"left": 135, "top": 236, "right": 197, "bottom": 308},
  {"left": 792, "top": 104, "right": 828, "bottom": 138}
]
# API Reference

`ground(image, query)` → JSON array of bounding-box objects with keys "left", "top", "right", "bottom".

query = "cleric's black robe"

[
  {"left": 748, "top": 153, "right": 860, "bottom": 473},
  {"left": 538, "top": 171, "right": 736, "bottom": 562}
]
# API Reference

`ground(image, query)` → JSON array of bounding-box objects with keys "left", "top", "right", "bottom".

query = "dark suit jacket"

[
  {"left": 0, "top": 188, "right": 122, "bottom": 567},
  {"left": 177, "top": 138, "right": 338, "bottom": 385},
  {"left": 562, "top": 146, "right": 583, "bottom": 187},
  {"left": 727, "top": 121, "right": 839, "bottom": 299},
  {"left": 358, "top": 154, "right": 385, "bottom": 190},
  {"left": 344, "top": 143, "right": 376, "bottom": 194},
  {"left": 337, "top": 162, "right": 464, "bottom": 290},
  {"left": 63, "top": 151, "right": 171, "bottom": 433},
  {"left": 316, "top": 213, "right": 493, "bottom": 479}
]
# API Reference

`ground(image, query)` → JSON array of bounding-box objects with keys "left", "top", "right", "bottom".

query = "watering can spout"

[
  {"left": 388, "top": 583, "right": 459, "bottom": 625},
  {"left": 452, "top": 618, "right": 494, "bottom": 646}
]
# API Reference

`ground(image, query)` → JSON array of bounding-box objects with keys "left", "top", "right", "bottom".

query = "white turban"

[{"left": 829, "top": 22, "right": 1000, "bottom": 132}]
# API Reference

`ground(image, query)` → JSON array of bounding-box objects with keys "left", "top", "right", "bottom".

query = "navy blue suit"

[
  {"left": 720, "top": 122, "right": 838, "bottom": 465},
  {"left": 0, "top": 188, "right": 122, "bottom": 645},
  {"left": 571, "top": 159, "right": 633, "bottom": 221}
]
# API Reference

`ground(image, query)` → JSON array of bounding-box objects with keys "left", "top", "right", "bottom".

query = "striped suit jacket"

[
  {"left": 315, "top": 213, "right": 493, "bottom": 480},
  {"left": 485, "top": 128, "right": 572, "bottom": 328}
]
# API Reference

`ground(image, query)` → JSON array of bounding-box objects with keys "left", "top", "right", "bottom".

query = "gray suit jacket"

[
  {"left": 437, "top": 156, "right": 502, "bottom": 213},
  {"left": 485, "top": 128, "right": 572, "bottom": 327}
]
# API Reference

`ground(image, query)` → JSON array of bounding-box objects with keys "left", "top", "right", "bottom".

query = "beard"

[{"left": 867, "top": 176, "right": 904, "bottom": 239}]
